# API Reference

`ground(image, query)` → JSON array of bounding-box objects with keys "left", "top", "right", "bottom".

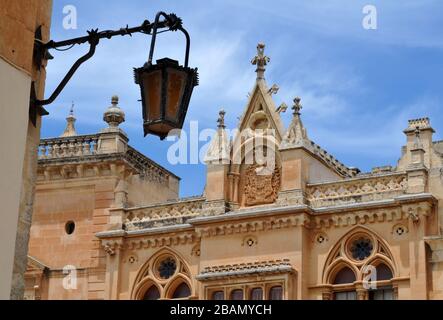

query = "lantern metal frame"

[
  {"left": 133, "top": 12, "right": 199, "bottom": 139},
  {"left": 30, "top": 12, "right": 197, "bottom": 136}
]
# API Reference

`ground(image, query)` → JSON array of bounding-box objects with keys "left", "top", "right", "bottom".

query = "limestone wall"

[{"left": 0, "top": 0, "right": 52, "bottom": 299}]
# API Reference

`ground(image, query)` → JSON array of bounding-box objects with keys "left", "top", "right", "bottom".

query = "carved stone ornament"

[{"left": 244, "top": 163, "right": 281, "bottom": 206}]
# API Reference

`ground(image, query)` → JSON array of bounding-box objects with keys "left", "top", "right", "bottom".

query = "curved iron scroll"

[{"left": 33, "top": 12, "right": 189, "bottom": 107}]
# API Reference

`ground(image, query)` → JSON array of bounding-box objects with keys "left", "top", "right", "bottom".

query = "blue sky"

[{"left": 43, "top": 0, "right": 443, "bottom": 198}]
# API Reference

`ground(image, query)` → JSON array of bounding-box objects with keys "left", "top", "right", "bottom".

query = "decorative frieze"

[
  {"left": 124, "top": 198, "right": 206, "bottom": 230},
  {"left": 125, "top": 233, "right": 198, "bottom": 250},
  {"left": 307, "top": 173, "right": 408, "bottom": 208},
  {"left": 196, "top": 259, "right": 293, "bottom": 280},
  {"left": 196, "top": 214, "right": 310, "bottom": 238}
]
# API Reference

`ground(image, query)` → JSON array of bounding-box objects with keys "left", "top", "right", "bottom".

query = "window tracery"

[
  {"left": 322, "top": 227, "right": 397, "bottom": 300},
  {"left": 132, "top": 249, "right": 193, "bottom": 300}
]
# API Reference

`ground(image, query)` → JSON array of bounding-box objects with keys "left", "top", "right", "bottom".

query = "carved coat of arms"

[{"left": 244, "top": 163, "right": 281, "bottom": 206}]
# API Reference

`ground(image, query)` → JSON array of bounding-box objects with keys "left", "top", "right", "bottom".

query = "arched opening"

[
  {"left": 250, "top": 287, "right": 263, "bottom": 300},
  {"left": 230, "top": 289, "right": 244, "bottom": 300},
  {"left": 268, "top": 286, "right": 283, "bottom": 300},
  {"left": 333, "top": 267, "right": 356, "bottom": 284},
  {"left": 367, "top": 262, "right": 395, "bottom": 300},
  {"left": 143, "top": 285, "right": 160, "bottom": 300},
  {"left": 212, "top": 291, "right": 224, "bottom": 300},
  {"left": 131, "top": 247, "right": 193, "bottom": 300},
  {"left": 376, "top": 263, "right": 393, "bottom": 281},
  {"left": 332, "top": 267, "right": 357, "bottom": 300},
  {"left": 172, "top": 282, "right": 191, "bottom": 299}
]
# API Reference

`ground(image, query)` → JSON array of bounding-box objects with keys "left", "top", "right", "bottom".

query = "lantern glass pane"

[
  {"left": 142, "top": 70, "right": 162, "bottom": 121},
  {"left": 165, "top": 68, "right": 186, "bottom": 123}
]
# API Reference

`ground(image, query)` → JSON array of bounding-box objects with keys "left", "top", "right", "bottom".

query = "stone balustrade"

[
  {"left": 38, "top": 135, "right": 99, "bottom": 159},
  {"left": 124, "top": 197, "right": 205, "bottom": 230},
  {"left": 306, "top": 173, "right": 408, "bottom": 208}
]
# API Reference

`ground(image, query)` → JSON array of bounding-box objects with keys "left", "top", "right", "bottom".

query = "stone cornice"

[
  {"left": 38, "top": 134, "right": 177, "bottom": 183},
  {"left": 188, "top": 204, "right": 311, "bottom": 225},
  {"left": 196, "top": 259, "right": 294, "bottom": 281},
  {"left": 96, "top": 194, "right": 436, "bottom": 239},
  {"left": 97, "top": 228, "right": 198, "bottom": 253}
]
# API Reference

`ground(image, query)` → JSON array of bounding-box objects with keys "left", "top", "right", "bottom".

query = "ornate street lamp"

[
  {"left": 32, "top": 12, "right": 198, "bottom": 140},
  {"left": 134, "top": 12, "right": 198, "bottom": 139}
]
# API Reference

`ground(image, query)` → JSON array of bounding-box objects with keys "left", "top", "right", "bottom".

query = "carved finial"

[
  {"left": 251, "top": 43, "right": 270, "bottom": 81},
  {"left": 104, "top": 95, "right": 125, "bottom": 129},
  {"left": 111, "top": 95, "right": 119, "bottom": 105},
  {"left": 204, "top": 110, "right": 230, "bottom": 164},
  {"left": 267, "top": 84, "right": 279, "bottom": 95},
  {"left": 276, "top": 103, "right": 288, "bottom": 114},
  {"left": 217, "top": 109, "right": 226, "bottom": 129},
  {"left": 60, "top": 102, "right": 77, "bottom": 137},
  {"left": 292, "top": 97, "right": 302, "bottom": 115},
  {"left": 69, "top": 101, "right": 74, "bottom": 116}
]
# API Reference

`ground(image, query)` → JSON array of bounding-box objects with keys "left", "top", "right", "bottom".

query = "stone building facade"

[
  {"left": 0, "top": 0, "right": 52, "bottom": 299},
  {"left": 26, "top": 44, "right": 443, "bottom": 300}
]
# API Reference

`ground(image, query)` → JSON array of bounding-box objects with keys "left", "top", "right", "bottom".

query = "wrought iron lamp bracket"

[{"left": 31, "top": 12, "right": 188, "bottom": 109}]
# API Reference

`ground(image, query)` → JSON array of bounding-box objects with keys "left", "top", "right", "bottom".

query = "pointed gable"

[
  {"left": 236, "top": 81, "right": 285, "bottom": 142},
  {"left": 234, "top": 43, "right": 285, "bottom": 147}
]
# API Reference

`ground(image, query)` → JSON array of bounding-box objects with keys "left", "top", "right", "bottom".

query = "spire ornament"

[
  {"left": 280, "top": 96, "right": 308, "bottom": 150},
  {"left": 204, "top": 109, "right": 230, "bottom": 164},
  {"left": 292, "top": 97, "right": 302, "bottom": 115},
  {"left": 217, "top": 109, "right": 226, "bottom": 129},
  {"left": 251, "top": 43, "right": 270, "bottom": 81},
  {"left": 103, "top": 95, "right": 125, "bottom": 129},
  {"left": 60, "top": 101, "right": 78, "bottom": 137}
]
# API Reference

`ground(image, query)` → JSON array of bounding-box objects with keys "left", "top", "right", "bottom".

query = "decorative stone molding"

[
  {"left": 312, "top": 208, "right": 406, "bottom": 230},
  {"left": 102, "top": 239, "right": 124, "bottom": 256},
  {"left": 125, "top": 232, "right": 198, "bottom": 250},
  {"left": 307, "top": 173, "right": 408, "bottom": 208},
  {"left": 37, "top": 161, "right": 131, "bottom": 182},
  {"left": 276, "top": 189, "right": 306, "bottom": 206},
  {"left": 196, "top": 259, "right": 293, "bottom": 280},
  {"left": 191, "top": 244, "right": 201, "bottom": 257},
  {"left": 124, "top": 198, "right": 205, "bottom": 230},
  {"left": 242, "top": 235, "right": 258, "bottom": 247},
  {"left": 196, "top": 214, "right": 310, "bottom": 238},
  {"left": 202, "top": 199, "right": 228, "bottom": 216}
]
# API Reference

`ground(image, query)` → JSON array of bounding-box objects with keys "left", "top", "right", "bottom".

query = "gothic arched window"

[
  {"left": 172, "top": 282, "right": 191, "bottom": 299},
  {"left": 158, "top": 257, "right": 177, "bottom": 280},
  {"left": 375, "top": 263, "right": 393, "bottom": 281},
  {"left": 333, "top": 267, "right": 356, "bottom": 285},
  {"left": 349, "top": 237, "right": 373, "bottom": 261},
  {"left": 143, "top": 285, "right": 160, "bottom": 300}
]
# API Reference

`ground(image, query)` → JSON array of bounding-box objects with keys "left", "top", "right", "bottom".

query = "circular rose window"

[
  {"left": 157, "top": 257, "right": 177, "bottom": 279},
  {"left": 349, "top": 237, "right": 373, "bottom": 261}
]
